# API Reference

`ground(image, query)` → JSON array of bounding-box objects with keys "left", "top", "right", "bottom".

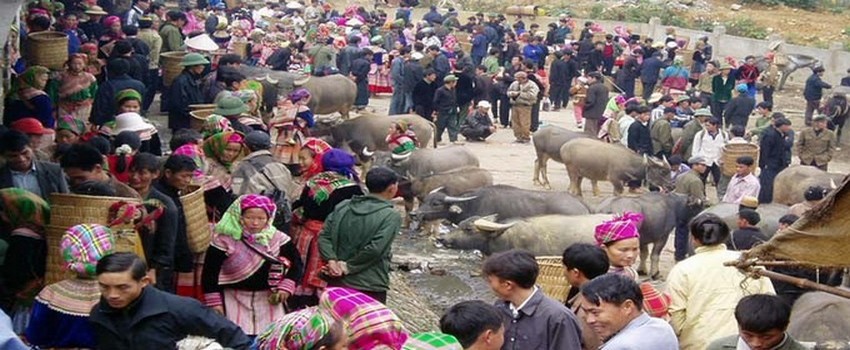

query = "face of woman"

[
  {"left": 240, "top": 207, "right": 269, "bottom": 234},
  {"left": 34, "top": 73, "right": 49, "bottom": 90},
  {"left": 298, "top": 149, "right": 315, "bottom": 171},
  {"left": 69, "top": 58, "right": 85, "bottom": 73},
  {"left": 604, "top": 237, "right": 640, "bottom": 268},
  {"left": 56, "top": 129, "right": 79, "bottom": 145},
  {"left": 111, "top": 22, "right": 122, "bottom": 33},
  {"left": 118, "top": 100, "right": 141, "bottom": 113},
  {"left": 222, "top": 142, "right": 242, "bottom": 163}
]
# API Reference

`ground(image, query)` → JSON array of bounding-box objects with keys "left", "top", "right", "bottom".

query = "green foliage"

[
  {"left": 585, "top": 0, "right": 688, "bottom": 27},
  {"left": 724, "top": 18, "right": 769, "bottom": 40},
  {"left": 739, "top": 0, "right": 819, "bottom": 10}
]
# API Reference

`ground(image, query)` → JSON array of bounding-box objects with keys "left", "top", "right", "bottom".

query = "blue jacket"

[
  {"left": 471, "top": 34, "right": 488, "bottom": 58},
  {"left": 90, "top": 74, "right": 146, "bottom": 126},
  {"left": 804, "top": 73, "right": 832, "bottom": 101},
  {"left": 640, "top": 56, "right": 665, "bottom": 83},
  {"left": 523, "top": 44, "right": 544, "bottom": 66}
]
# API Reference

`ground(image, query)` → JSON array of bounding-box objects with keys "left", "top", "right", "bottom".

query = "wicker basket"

[
  {"left": 230, "top": 41, "right": 248, "bottom": 59},
  {"left": 45, "top": 193, "right": 145, "bottom": 285},
  {"left": 536, "top": 256, "right": 571, "bottom": 303},
  {"left": 161, "top": 51, "right": 187, "bottom": 87},
  {"left": 190, "top": 109, "right": 216, "bottom": 131},
  {"left": 721, "top": 143, "right": 760, "bottom": 176},
  {"left": 26, "top": 31, "right": 69, "bottom": 70},
  {"left": 181, "top": 185, "right": 211, "bottom": 253},
  {"left": 679, "top": 49, "right": 695, "bottom": 68}
]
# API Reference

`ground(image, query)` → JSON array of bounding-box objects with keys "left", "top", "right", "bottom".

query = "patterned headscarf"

[
  {"left": 403, "top": 333, "right": 463, "bottom": 350},
  {"left": 115, "top": 88, "right": 142, "bottom": 106},
  {"left": 442, "top": 35, "right": 457, "bottom": 52},
  {"left": 173, "top": 143, "right": 207, "bottom": 181},
  {"left": 256, "top": 306, "right": 340, "bottom": 350},
  {"left": 301, "top": 138, "right": 332, "bottom": 179},
  {"left": 594, "top": 212, "right": 644, "bottom": 246},
  {"left": 322, "top": 149, "right": 359, "bottom": 182},
  {"left": 61, "top": 224, "right": 115, "bottom": 277},
  {"left": 321, "top": 287, "right": 409, "bottom": 349},
  {"left": 0, "top": 188, "right": 51, "bottom": 233},
  {"left": 215, "top": 194, "right": 278, "bottom": 246},
  {"left": 202, "top": 131, "right": 246, "bottom": 170},
  {"left": 8, "top": 66, "right": 49, "bottom": 101},
  {"left": 103, "top": 15, "right": 120, "bottom": 28},
  {"left": 289, "top": 88, "right": 311, "bottom": 104},
  {"left": 57, "top": 114, "right": 88, "bottom": 135},
  {"left": 203, "top": 115, "right": 233, "bottom": 138}
]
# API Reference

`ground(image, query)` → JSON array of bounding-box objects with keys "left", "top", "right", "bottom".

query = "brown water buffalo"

[
  {"left": 412, "top": 185, "right": 591, "bottom": 225},
  {"left": 697, "top": 203, "right": 790, "bottom": 237},
  {"left": 561, "top": 138, "right": 673, "bottom": 197},
  {"left": 532, "top": 125, "right": 589, "bottom": 189},
  {"left": 788, "top": 291, "right": 850, "bottom": 344},
  {"left": 595, "top": 192, "right": 689, "bottom": 279},
  {"left": 437, "top": 214, "right": 611, "bottom": 255},
  {"left": 772, "top": 166, "right": 845, "bottom": 205},
  {"left": 312, "top": 113, "right": 435, "bottom": 160},
  {"left": 237, "top": 66, "right": 356, "bottom": 118}
]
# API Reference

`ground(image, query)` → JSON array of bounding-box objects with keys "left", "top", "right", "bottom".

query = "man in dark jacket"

[
  {"left": 0, "top": 131, "right": 68, "bottom": 199},
  {"left": 583, "top": 72, "right": 608, "bottom": 136},
  {"left": 803, "top": 66, "right": 832, "bottom": 126},
  {"left": 351, "top": 49, "right": 373, "bottom": 109},
  {"left": 428, "top": 45, "right": 451, "bottom": 83},
  {"left": 617, "top": 50, "right": 641, "bottom": 98},
  {"left": 724, "top": 84, "right": 756, "bottom": 129},
  {"left": 640, "top": 52, "right": 664, "bottom": 101},
  {"left": 726, "top": 209, "right": 768, "bottom": 251},
  {"left": 461, "top": 100, "right": 496, "bottom": 141},
  {"left": 89, "top": 253, "right": 251, "bottom": 349},
  {"left": 403, "top": 53, "right": 426, "bottom": 113},
  {"left": 152, "top": 155, "right": 198, "bottom": 281},
  {"left": 576, "top": 33, "right": 594, "bottom": 70},
  {"left": 473, "top": 65, "right": 493, "bottom": 106},
  {"left": 90, "top": 58, "right": 146, "bottom": 126},
  {"left": 319, "top": 167, "right": 401, "bottom": 303},
  {"left": 549, "top": 51, "right": 571, "bottom": 111},
  {"left": 167, "top": 53, "right": 207, "bottom": 131},
  {"left": 470, "top": 26, "right": 488, "bottom": 66},
  {"left": 759, "top": 117, "right": 793, "bottom": 203},
  {"left": 586, "top": 41, "right": 605, "bottom": 73},
  {"left": 412, "top": 69, "right": 438, "bottom": 121},
  {"left": 628, "top": 109, "right": 653, "bottom": 155},
  {"left": 422, "top": 6, "right": 443, "bottom": 26},
  {"left": 337, "top": 36, "right": 362, "bottom": 76},
  {"left": 525, "top": 63, "right": 546, "bottom": 132},
  {"left": 433, "top": 75, "right": 460, "bottom": 143}
]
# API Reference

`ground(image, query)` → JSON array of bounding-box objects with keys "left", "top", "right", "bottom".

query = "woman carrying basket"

[
  {"left": 202, "top": 194, "right": 303, "bottom": 336},
  {"left": 269, "top": 88, "right": 315, "bottom": 175}
]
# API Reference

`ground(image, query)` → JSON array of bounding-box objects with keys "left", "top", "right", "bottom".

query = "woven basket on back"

[
  {"left": 535, "top": 256, "right": 571, "bottom": 303},
  {"left": 181, "top": 185, "right": 211, "bottom": 253},
  {"left": 721, "top": 143, "right": 760, "bottom": 176},
  {"left": 161, "top": 51, "right": 187, "bottom": 87},
  {"left": 26, "top": 32, "right": 68, "bottom": 70},
  {"left": 230, "top": 41, "right": 248, "bottom": 59},
  {"left": 45, "top": 193, "right": 144, "bottom": 285},
  {"left": 189, "top": 109, "right": 216, "bottom": 132}
]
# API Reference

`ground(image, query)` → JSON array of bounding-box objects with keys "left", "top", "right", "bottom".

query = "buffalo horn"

[
  {"left": 264, "top": 74, "right": 279, "bottom": 85},
  {"left": 443, "top": 195, "right": 478, "bottom": 203},
  {"left": 831, "top": 178, "right": 837, "bottom": 189},
  {"left": 473, "top": 217, "right": 516, "bottom": 233},
  {"left": 362, "top": 147, "right": 374, "bottom": 157},
  {"left": 428, "top": 186, "right": 446, "bottom": 195},
  {"left": 661, "top": 154, "right": 669, "bottom": 166},
  {"left": 391, "top": 152, "right": 412, "bottom": 161}
]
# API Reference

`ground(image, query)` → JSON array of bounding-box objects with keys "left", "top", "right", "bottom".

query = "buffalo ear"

[{"left": 448, "top": 205, "right": 463, "bottom": 214}]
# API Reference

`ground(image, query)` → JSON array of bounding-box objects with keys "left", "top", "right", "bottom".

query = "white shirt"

[
  {"left": 509, "top": 286, "right": 539, "bottom": 318},
  {"left": 619, "top": 115, "right": 636, "bottom": 147},
  {"left": 692, "top": 129, "right": 728, "bottom": 166}
]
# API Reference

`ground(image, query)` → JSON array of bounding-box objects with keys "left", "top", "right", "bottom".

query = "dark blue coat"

[
  {"left": 804, "top": 73, "right": 832, "bottom": 101},
  {"left": 640, "top": 56, "right": 665, "bottom": 84}
]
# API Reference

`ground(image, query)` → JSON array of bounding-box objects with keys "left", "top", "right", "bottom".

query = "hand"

[
  {"left": 326, "top": 260, "right": 344, "bottom": 277},
  {"left": 212, "top": 306, "right": 224, "bottom": 315}
]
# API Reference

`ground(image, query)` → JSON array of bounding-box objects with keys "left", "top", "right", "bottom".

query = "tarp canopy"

[{"left": 745, "top": 174, "right": 850, "bottom": 267}]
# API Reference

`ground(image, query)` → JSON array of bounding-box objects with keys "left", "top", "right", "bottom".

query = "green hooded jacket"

[{"left": 318, "top": 195, "right": 401, "bottom": 292}]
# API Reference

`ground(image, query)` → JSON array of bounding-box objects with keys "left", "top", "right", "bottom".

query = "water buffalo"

[
  {"left": 772, "top": 165, "right": 844, "bottom": 205},
  {"left": 595, "top": 192, "right": 689, "bottom": 279},
  {"left": 561, "top": 138, "right": 673, "bottom": 197},
  {"left": 437, "top": 214, "right": 612, "bottom": 255},
  {"left": 412, "top": 185, "right": 592, "bottom": 225},
  {"left": 237, "top": 66, "right": 356, "bottom": 118},
  {"left": 697, "top": 203, "right": 790, "bottom": 237},
  {"left": 370, "top": 145, "right": 479, "bottom": 178},
  {"left": 532, "top": 125, "right": 588, "bottom": 189},
  {"left": 788, "top": 291, "right": 850, "bottom": 344},
  {"left": 313, "top": 113, "right": 436, "bottom": 159}
]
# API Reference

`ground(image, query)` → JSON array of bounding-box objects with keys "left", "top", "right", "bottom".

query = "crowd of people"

[{"left": 0, "top": 0, "right": 849, "bottom": 348}]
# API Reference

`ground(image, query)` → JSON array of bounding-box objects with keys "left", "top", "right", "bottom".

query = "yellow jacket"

[{"left": 666, "top": 244, "right": 775, "bottom": 350}]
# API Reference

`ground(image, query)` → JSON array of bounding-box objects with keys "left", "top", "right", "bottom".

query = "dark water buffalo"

[
  {"left": 438, "top": 214, "right": 611, "bottom": 255},
  {"left": 772, "top": 165, "right": 844, "bottom": 205},
  {"left": 370, "top": 145, "right": 479, "bottom": 178},
  {"left": 237, "top": 66, "right": 356, "bottom": 117},
  {"left": 698, "top": 203, "right": 790, "bottom": 237},
  {"left": 532, "top": 125, "right": 588, "bottom": 189},
  {"left": 312, "top": 113, "right": 435, "bottom": 158},
  {"left": 411, "top": 184, "right": 591, "bottom": 225},
  {"left": 595, "top": 192, "right": 689, "bottom": 279},
  {"left": 561, "top": 138, "right": 673, "bottom": 197},
  {"left": 788, "top": 291, "right": 850, "bottom": 344}
]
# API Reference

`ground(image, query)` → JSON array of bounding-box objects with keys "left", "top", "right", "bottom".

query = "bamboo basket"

[
  {"left": 161, "top": 51, "right": 187, "bottom": 87},
  {"left": 721, "top": 143, "right": 760, "bottom": 176},
  {"left": 181, "top": 185, "right": 211, "bottom": 253},
  {"left": 225, "top": 0, "right": 240, "bottom": 9},
  {"left": 536, "top": 256, "right": 571, "bottom": 303},
  {"left": 230, "top": 41, "right": 248, "bottom": 59},
  {"left": 190, "top": 108, "right": 216, "bottom": 131},
  {"left": 592, "top": 32, "right": 607, "bottom": 44},
  {"left": 679, "top": 49, "right": 695, "bottom": 68},
  {"left": 45, "top": 193, "right": 144, "bottom": 285},
  {"left": 26, "top": 31, "right": 68, "bottom": 70},
  {"left": 505, "top": 5, "right": 539, "bottom": 16}
]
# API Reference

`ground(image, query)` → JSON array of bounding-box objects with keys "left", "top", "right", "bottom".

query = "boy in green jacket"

[{"left": 319, "top": 167, "right": 401, "bottom": 303}]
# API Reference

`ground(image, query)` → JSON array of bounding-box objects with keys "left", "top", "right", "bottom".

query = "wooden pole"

[{"left": 753, "top": 269, "right": 850, "bottom": 299}]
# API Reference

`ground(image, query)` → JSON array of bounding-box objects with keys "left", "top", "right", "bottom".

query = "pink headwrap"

[
  {"left": 594, "top": 212, "right": 644, "bottom": 246},
  {"left": 227, "top": 132, "right": 244, "bottom": 144},
  {"left": 240, "top": 194, "right": 277, "bottom": 217},
  {"left": 103, "top": 16, "right": 121, "bottom": 27},
  {"left": 614, "top": 95, "right": 627, "bottom": 105}
]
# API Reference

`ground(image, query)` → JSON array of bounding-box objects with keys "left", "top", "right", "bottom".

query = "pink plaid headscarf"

[
  {"left": 103, "top": 16, "right": 121, "bottom": 27},
  {"left": 320, "top": 287, "right": 409, "bottom": 349},
  {"left": 594, "top": 212, "right": 644, "bottom": 246},
  {"left": 240, "top": 194, "right": 276, "bottom": 217}
]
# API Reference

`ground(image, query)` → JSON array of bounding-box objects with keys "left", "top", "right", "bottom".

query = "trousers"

[
  {"left": 436, "top": 110, "right": 460, "bottom": 142},
  {"left": 511, "top": 105, "right": 532, "bottom": 141}
]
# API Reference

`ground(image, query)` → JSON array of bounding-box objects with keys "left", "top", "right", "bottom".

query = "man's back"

[
  {"left": 495, "top": 290, "right": 582, "bottom": 350},
  {"left": 89, "top": 287, "right": 250, "bottom": 349},
  {"left": 727, "top": 226, "right": 768, "bottom": 251}
]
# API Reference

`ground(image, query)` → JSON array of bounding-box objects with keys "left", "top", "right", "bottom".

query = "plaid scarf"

[
  {"left": 0, "top": 188, "right": 51, "bottom": 233},
  {"left": 306, "top": 171, "right": 356, "bottom": 205},
  {"left": 215, "top": 194, "right": 278, "bottom": 246},
  {"left": 403, "top": 333, "right": 463, "bottom": 350},
  {"left": 61, "top": 224, "right": 115, "bottom": 277},
  {"left": 321, "top": 287, "right": 409, "bottom": 349},
  {"left": 203, "top": 131, "right": 247, "bottom": 171}
]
